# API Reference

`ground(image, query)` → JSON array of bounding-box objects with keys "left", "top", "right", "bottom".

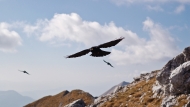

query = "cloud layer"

[
  {"left": 111, "top": 0, "right": 189, "bottom": 13},
  {"left": 0, "top": 22, "right": 22, "bottom": 52},
  {"left": 147, "top": 5, "right": 164, "bottom": 12},
  {"left": 24, "top": 13, "right": 179, "bottom": 65},
  {"left": 175, "top": 4, "right": 185, "bottom": 13},
  {"left": 110, "top": 17, "right": 179, "bottom": 65},
  {"left": 24, "top": 13, "right": 142, "bottom": 47}
]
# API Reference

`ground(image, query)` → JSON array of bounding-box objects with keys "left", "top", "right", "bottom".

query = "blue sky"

[{"left": 0, "top": 0, "right": 190, "bottom": 99}]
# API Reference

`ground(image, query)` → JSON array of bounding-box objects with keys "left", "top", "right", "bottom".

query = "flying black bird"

[
  {"left": 18, "top": 70, "right": 30, "bottom": 75},
  {"left": 103, "top": 60, "right": 114, "bottom": 67},
  {"left": 65, "top": 37, "right": 124, "bottom": 58}
]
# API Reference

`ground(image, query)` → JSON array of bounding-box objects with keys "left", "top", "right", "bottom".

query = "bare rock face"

[
  {"left": 157, "top": 61, "right": 190, "bottom": 107},
  {"left": 153, "top": 46, "right": 190, "bottom": 107},
  {"left": 170, "top": 61, "right": 190, "bottom": 95},
  {"left": 156, "top": 46, "right": 190, "bottom": 95},
  {"left": 157, "top": 47, "right": 190, "bottom": 85},
  {"left": 64, "top": 99, "right": 86, "bottom": 107}
]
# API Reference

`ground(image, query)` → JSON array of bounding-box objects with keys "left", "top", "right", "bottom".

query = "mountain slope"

[
  {"left": 24, "top": 89, "right": 94, "bottom": 107},
  {"left": 91, "top": 46, "right": 190, "bottom": 107},
  {"left": 99, "top": 70, "right": 161, "bottom": 107},
  {"left": 0, "top": 90, "right": 34, "bottom": 107},
  {"left": 89, "top": 70, "right": 160, "bottom": 107}
]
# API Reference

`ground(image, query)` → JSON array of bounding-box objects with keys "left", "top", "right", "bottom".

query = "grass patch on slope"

[{"left": 101, "top": 70, "right": 162, "bottom": 107}]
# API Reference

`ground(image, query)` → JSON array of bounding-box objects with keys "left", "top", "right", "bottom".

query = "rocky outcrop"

[
  {"left": 153, "top": 46, "right": 190, "bottom": 107},
  {"left": 170, "top": 61, "right": 190, "bottom": 95},
  {"left": 157, "top": 46, "right": 190, "bottom": 88},
  {"left": 153, "top": 61, "right": 190, "bottom": 107}
]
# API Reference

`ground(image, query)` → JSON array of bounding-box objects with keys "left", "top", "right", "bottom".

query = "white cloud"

[
  {"left": 24, "top": 13, "right": 179, "bottom": 65},
  {"left": 147, "top": 5, "right": 164, "bottom": 11},
  {"left": 111, "top": 0, "right": 189, "bottom": 14},
  {"left": 0, "top": 22, "right": 22, "bottom": 52},
  {"left": 174, "top": 4, "right": 185, "bottom": 13},
  {"left": 109, "top": 17, "right": 179, "bottom": 65},
  {"left": 24, "top": 13, "right": 144, "bottom": 47}
]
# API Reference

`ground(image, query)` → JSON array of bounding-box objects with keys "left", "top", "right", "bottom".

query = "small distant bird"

[
  {"left": 103, "top": 60, "right": 114, "bottom": 68},
  {"left": 65, "top": 37, "right": 124, "bottom": 58},
  {"left": 18, "top": 70, "right": 30, "bottom": 75}
]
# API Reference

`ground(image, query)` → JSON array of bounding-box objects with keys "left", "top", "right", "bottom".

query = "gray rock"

[
  {"left": 161, "top": 96, "right": 177, "bottom": 107},
  {"left": 133, "top": 70, "right": 158, "bottom": 82},
  {"left": 152, "top": 46, "right": 190, "bottom": 106},
  {"left": 157, "top": 46, "right": 190, "bottom": 85},
  {"left": 170, "top": 61, "right": 190, "bottom": 95},
  {"left": 64, "top": 99, "right": 86, "bottom": 107}
]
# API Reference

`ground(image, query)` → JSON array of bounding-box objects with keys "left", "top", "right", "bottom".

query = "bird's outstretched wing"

[
  {"left": 103, "top": 60, "right": 107, "bottom": 63},
  {"left": 109, "top": 64, "right": 114, "bottom": 68},
  {"left": 103, "top": 60, "right": 114, "bottom": 68},
  {"left": 90, "top": 49, "right": 110, "bottom": 57},
  {"left": 65, "top": 49, "right": 90, "bottom": 58},
  {"left": 18, "top": 70, "right": 23, "bottom": 72},
  {"left": 98, "top": 37, "right": 124, "bottom": 48},
  {"left": 25, "top": 72, "right": 30, "bottom": 75}
]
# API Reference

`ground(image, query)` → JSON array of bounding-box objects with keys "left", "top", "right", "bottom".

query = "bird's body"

[
  {"left": 66, "top": 37, "right": 124, "bottom": 58},
  {"left": 19, "top": 70, "right": 30, "bottom": 75},
  {"left": 90, "top": 47, "right": 111, "bottom": 57},
  {"left": 103, "top": 60, "right": 114, "bottom": 67}
]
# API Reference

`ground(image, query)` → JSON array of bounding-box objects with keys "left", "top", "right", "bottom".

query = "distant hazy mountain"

[
  {"left": 101, "top": 81, "right": 129, "bottom": 96},
  {"left": 0, "top": 90, "right": 34, "bottom": 107}
]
